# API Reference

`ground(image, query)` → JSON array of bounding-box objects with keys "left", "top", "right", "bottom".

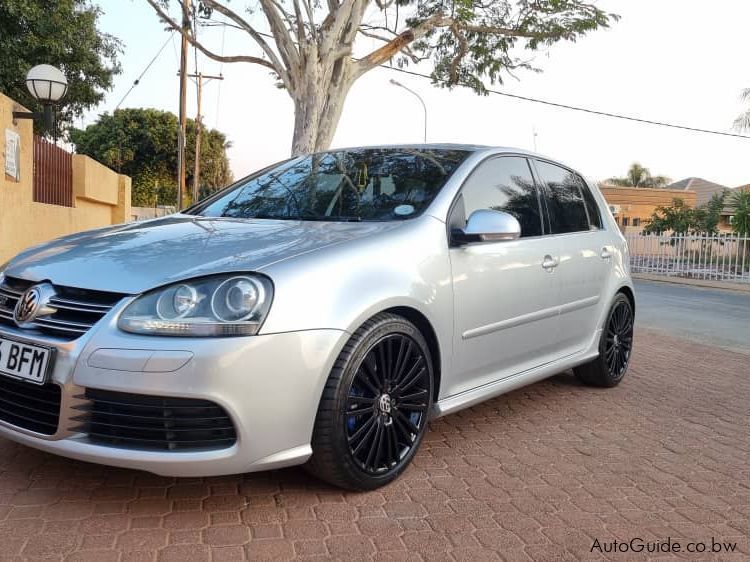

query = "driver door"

[{"left": 446, "top": 156, "right": 561, "bottom": 396}]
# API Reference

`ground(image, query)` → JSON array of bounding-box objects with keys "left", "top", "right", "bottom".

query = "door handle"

[
  {"left": 541, "top": 255, "right": 559, "bottom": 271},
  {"left": 601, "top": 247, "right": 613, "bottom": 260}
]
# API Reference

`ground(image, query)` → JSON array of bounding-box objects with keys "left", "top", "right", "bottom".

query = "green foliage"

[
  {"left": 643, "top": 198, "right": 693, "bottom": 235},
  {"left": 70, "top": 108, "right": 233, "bottom": 206},
  {"left": 607, "top": 163, "right": 670, "bottom": 188},
  {"left": 407, "top": 0, "right": 618, "bottom": 92},
  {"left": 729, "top": 189, "right": 750, "bottom": 236},
  {"left": 643, "top": 193, "right": 727, "bottom": 236},
  {"left": 0, "top": 0, "right": 122, "bottom": 135}
]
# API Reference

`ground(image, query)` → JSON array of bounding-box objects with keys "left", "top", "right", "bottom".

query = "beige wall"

[
  {"left": 600, "top": 185, "right": 697, "bottom": 229},
  {"left": 0, "top": 92, "right": 131, "bottom": 263}
]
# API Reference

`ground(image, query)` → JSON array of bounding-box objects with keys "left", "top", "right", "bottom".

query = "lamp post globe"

[{"left": 25, "top": 64, "right": 68, "bottom": 103}]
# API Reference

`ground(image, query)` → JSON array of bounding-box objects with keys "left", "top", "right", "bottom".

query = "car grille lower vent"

[
  {"left": 71, "top": 389, "right": 237, "bottom": 451},
  {"left": 0, "top": 377, "right": 61, "bottom": 435},
  {"left": 0, "top": 276, "right": 124, "bottom": 341}
]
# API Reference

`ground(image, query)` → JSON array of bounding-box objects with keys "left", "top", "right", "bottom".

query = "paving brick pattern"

[{"left": 0, "top": 329, "right": 748, "bottom": 561}]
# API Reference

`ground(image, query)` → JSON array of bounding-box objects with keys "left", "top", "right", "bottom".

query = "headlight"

[{"left": 119, "top": 274, "right": 274, "bottom": 337}]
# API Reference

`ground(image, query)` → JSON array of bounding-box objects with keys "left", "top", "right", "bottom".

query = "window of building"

[
  {"left": 632, "top": 218, "right": 641, "bottom": 227},
  {"left": 622, "top": 217, "right": 630, "bottom": 227}
]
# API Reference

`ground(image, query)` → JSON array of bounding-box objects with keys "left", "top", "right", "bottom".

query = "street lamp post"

[
  {"left": 12, "top": 64, "right": 69, "bottom": 135},
  {"left": 389, "top": 78, "right": 427, "bottom": 143}
]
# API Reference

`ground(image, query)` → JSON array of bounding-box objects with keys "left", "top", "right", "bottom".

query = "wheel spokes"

[
  {"left": 345, "top": 333, "right": 430, "bottom": 474},
  {"left": 605, "top": 301, "right": 633, "bottom": 377}
]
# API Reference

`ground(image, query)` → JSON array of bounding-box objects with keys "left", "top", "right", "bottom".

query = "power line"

[
  {"left": 384, "top": 66, "right": 750, "bottom": 140},
  {"left": 182, "top": 19, "right": 750, "bottom": 140},
  {"left": 115, "top": 31, "right": 175, "bottom": 111}
]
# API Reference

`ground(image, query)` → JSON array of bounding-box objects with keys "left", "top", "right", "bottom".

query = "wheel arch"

[
  {"left": 616, "top": 285, "right": 636, "bottom": 314},
  {"left": 383, "top": 306, "right": 442, "bottom": 404}
]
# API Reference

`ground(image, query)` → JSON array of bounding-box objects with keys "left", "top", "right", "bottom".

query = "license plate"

[{"left": 0, "top": 335, "right": 54, "bottom": 385}]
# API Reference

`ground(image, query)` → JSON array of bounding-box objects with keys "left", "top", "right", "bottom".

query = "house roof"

[{"left": 667, "top": 177, "right": 729, "bottom": 205}]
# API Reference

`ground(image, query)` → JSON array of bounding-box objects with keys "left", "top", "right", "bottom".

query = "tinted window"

[
  {"left": 579, "top": 177, "right": 603, "bottom": 229},
  {"left": 194, "top": 148, "right": 469, "bottom": 222},
  {"left": 536, "top": 161, "right": 590, "bottom": 234},
  {"left": 458, "top": 157, "right": 542, "bottom": 237}
]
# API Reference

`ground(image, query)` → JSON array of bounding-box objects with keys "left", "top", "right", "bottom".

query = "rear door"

[{"left": 533, "top": 160, "right": 612, "bottom": 355}]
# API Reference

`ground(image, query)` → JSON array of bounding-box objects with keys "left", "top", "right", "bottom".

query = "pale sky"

[{"left": 85, "top": 0, "right": 750, "bottom": 188}]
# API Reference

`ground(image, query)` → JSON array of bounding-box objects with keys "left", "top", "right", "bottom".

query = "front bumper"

[{"left": 0, "top": 313, "right": 348, "bottom": 477}]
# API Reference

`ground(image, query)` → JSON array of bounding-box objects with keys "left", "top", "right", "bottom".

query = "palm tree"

[
  {"left": 733, "top": 89, "right": 750, "bottom": 131},
  {"left": 730, "top": 189, "right": 750, "bottom": 236},
  {"left": 607, "top": 163, "right": 670, "bottom": 188}
]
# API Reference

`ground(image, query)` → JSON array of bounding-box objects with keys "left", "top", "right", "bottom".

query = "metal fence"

[
  {"left": 33, "top": 135, "right": 73, "bottom": 207},
  {"left": 625, "top": 233, "right": 750, "bottom": 283}
]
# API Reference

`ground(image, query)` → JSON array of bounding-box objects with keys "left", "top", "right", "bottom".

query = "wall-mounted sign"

[{"left": 4, "top": 129, "right": 21, "bottom": 182}]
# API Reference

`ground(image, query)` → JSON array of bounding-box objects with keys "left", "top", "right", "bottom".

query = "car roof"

[{"left": 320, "top": 143, "right": 544, "bottom": 157}]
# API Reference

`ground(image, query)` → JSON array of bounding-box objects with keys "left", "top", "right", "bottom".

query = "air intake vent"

[
  {"left": 0, "top": 276, "right": 124, "bottom": 341},
  {"left": 0, "top": 376, "right": 61, "bottom": 435},
  {"left": 71, "top": 389, "right": 237, "bottom": 451}
]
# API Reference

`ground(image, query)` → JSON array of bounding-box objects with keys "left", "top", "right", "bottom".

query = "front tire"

[
  {"left": 574, "top": 293, "right": 634, "bottom": 388},
  {"left": 306, "top": 313, "right": 434, "bottom": 490}
]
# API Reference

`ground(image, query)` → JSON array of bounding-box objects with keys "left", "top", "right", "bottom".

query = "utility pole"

[
  {"left": 186, "top": 72, "right": 223, "bottom": 202},
  {"left": 176, "top": 0, "right": 191, "bottom": 210}
]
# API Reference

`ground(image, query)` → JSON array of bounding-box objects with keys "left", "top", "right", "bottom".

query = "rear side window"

[
  {"left": 536, "top": 161, "right": 590, "bottom": 234},
  {"left": 458, "top": 156, "right": 543, "bottom": 237},
  {"left": 579, "top": 177, "right": 603, "bottom": 229}
]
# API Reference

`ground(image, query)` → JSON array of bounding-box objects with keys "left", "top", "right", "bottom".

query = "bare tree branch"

[
  {"left": 290, "top": 0, "right": 308, "bottom": 45},
  {"left": 354, "top": 11, "right": 572, "bottom": 78},
  {"left": 201, "top": 0, "right": 288, "bottom": 81},
  {"left": 354, "top": 12, "right": 452, "bottom": 77},
  {"left": 144, "top": 0, "right": 277, "bottom": 71},
  {"left": 357, "top": 28, "right": 421, "bottom": 63},
  {"left": 257, "top": 0, "right": 301, "bottom": 73},
  {"left": 300, "top": 0, "right": 317, "bottom": 40},
  {"left": 448, "top": 24, "right": 468, "bottom": 83}
]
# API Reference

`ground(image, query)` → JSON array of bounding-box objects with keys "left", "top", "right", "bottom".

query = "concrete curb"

[{"left": 633, "top": 273, "right": 750, "bottom": 294}]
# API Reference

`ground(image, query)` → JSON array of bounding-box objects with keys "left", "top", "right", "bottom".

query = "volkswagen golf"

[{"left": 0, "top": 145, "right": 634, "bottom": 490}]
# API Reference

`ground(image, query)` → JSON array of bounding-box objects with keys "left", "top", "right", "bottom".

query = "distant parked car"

[{"left": 0, "top": 145, "right": 634, "bottom": 490}]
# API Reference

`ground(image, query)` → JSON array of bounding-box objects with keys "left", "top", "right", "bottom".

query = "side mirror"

[{"left": 452, "top": 209, "right": 521, "bottom": 245}]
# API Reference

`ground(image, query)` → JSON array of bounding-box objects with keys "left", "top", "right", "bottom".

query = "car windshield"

[{"left": 191, "top": 148, "right": 470, "bottom": 222}]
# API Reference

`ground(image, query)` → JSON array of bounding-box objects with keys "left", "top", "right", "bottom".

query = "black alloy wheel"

[
  {"left": 345, "top": 333, "right": 431, "bottom": 475},
  {"left": 307, "top": 313, "right": 434, "bottom": 490},
  {"left": 574, "top": 293, "right": 634, "bottom": 388},
  {"left": 604, "top": 299, "right": 634, "bottom": 379}
]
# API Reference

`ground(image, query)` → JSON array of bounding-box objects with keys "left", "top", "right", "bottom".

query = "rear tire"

[
  {"left": 574, "top": 293, "right": 634, "bottom": 388},
  {"left": 306, "top": 313, "right": 434, "bottom": 490}
]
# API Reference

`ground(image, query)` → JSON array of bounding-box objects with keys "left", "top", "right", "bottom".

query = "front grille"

[
  {"left": 0, "top": 376, "right": 61, "bottom": 435},
  {"left": 0, "top": 276, "right": 124, "bottom": 341},
  {"left": 71, "top": 389, "right": 237, "bottom": 451}
]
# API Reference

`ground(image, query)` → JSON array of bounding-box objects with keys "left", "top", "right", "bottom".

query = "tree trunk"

[{"left": 290, "top": 56, "right": 352, "bottom": 156}]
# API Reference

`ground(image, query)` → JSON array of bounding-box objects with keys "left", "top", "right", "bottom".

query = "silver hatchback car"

[{"left": 0, "top": 145, "right": 634, "bottom": 490}]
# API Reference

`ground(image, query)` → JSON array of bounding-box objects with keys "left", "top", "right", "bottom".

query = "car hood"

[{"left": 6, "top": 215, "right": 402, "bottom": 294}]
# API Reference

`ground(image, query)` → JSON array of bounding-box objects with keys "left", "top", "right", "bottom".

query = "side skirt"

[{"left": 432, "top": 330, "right": 601, "bottom": 418}]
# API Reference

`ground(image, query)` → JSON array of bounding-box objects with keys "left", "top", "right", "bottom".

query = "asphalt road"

[{"left": 633, "top": 279, "right": 750, "bottom": 354}]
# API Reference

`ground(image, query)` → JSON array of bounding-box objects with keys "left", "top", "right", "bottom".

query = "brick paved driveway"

[{"left": 0, "top": 329, "right": 748, "bottom": 561}]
